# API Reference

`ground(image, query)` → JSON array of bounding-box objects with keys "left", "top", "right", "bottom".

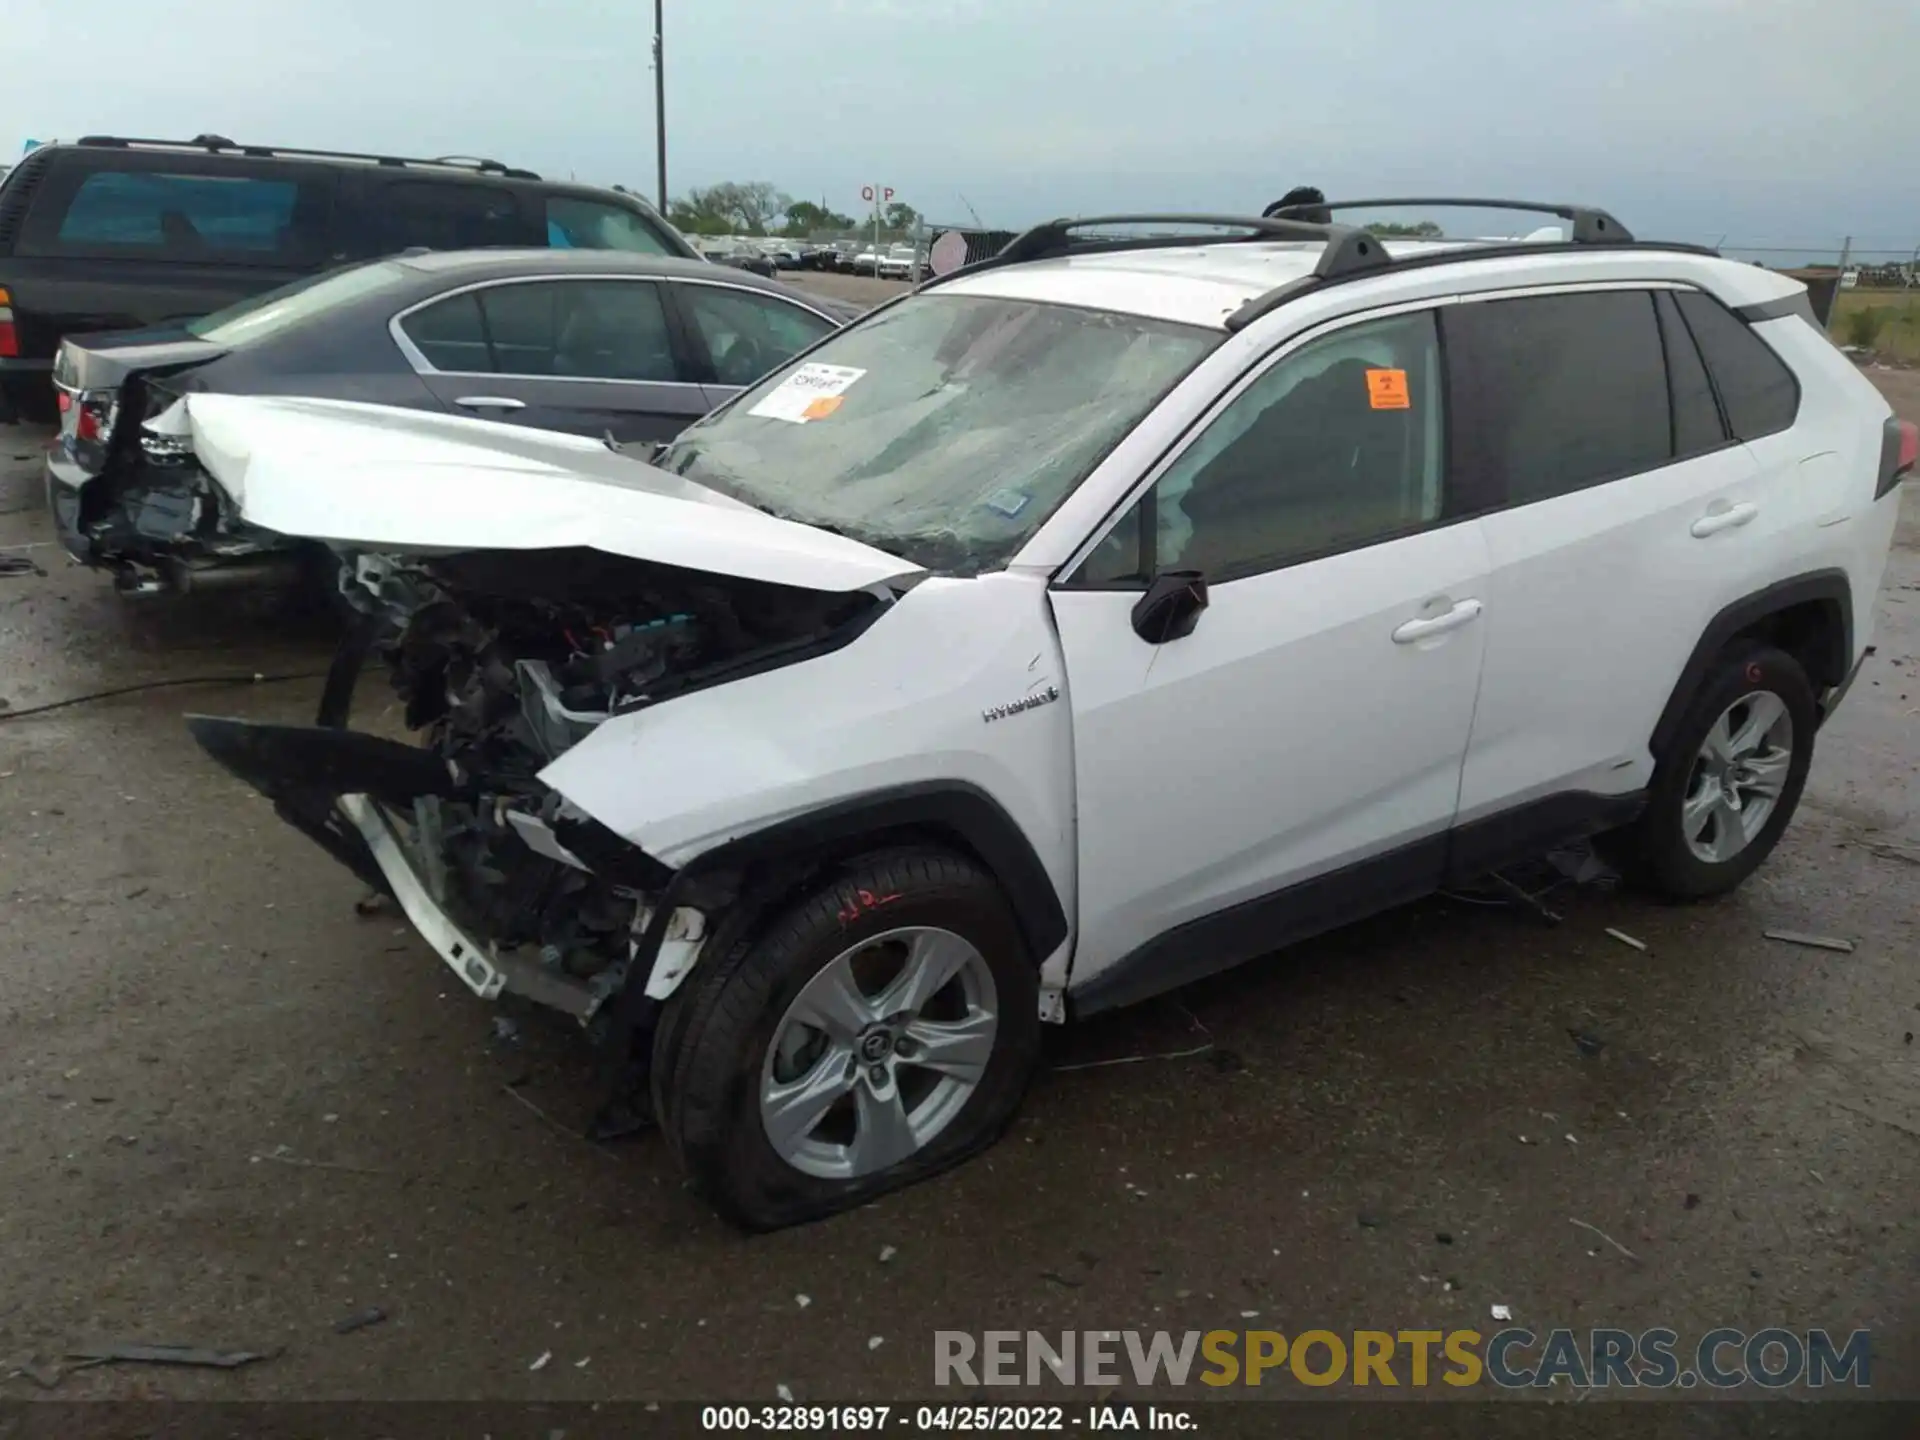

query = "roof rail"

[
  {"left": 919, "top": 212, "right": 1392, "bottom": 290},
  {"left": 1260, "top": 196, "right": 1634, "bottom": 245},
  {"left": 71, "top": 135, "right": 541, "bottom": 181}
]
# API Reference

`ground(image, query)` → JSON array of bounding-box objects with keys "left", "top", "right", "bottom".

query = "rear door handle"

[
  {"left": 1690, "top": 501, "right": 1758, "bottom": 537},
  {"left": 1392, "top": 598, "right": 1483, "bottom": 644},
  {"left": 454, "top": 395, "right": 526, "bottom": 412}
]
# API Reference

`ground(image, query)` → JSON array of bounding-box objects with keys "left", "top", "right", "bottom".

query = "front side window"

[
  {"left": 545, "top": 196, "right": 675, "bottom": 254},
  {"left": 1079, "top": 311, "right": 1446, "bottom": 585},
  {"left": 679, "top": 285, "right": 835, "bottom": 387},
  {"left": 1446, "top": 290, "right": 1671, "bottom": 505},
  {"left": 658, "top": 294, "right": 1217, "bottom": 574},
  {"left": 400, "top": 280, "right": 681, "bottom": 381}
]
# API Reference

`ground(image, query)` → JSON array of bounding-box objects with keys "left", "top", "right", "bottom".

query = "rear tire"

[
  {"left": 657, "top": 849, "right": 1040, "bottom": 1230},
  {"left": 1610, "top": 642, "right": 1816, "bottom": 899}
]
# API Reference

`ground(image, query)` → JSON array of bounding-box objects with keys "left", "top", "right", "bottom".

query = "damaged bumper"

[
  {"left": 46, "top": 443, "right": 299, "bottom": 592},
  {"left": 188, "top": 714, "right": 668, "bottom": 1025}
]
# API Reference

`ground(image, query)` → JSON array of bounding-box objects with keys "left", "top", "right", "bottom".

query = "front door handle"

[
  {"left": 454, "top": 395, "right": 527, "bottom": 412},
  {"left": 1690, "top": 501, "right": 1758, "bottom": 538},
  {"left": 1392, "top": 598, "right": 1483, "bottom": 644}
]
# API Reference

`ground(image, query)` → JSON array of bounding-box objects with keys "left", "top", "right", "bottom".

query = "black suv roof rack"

[
  {"left": 919, "top": 213, "right": 1394, "bottom": 290},
  {"left": 1260, "top": 195, "right": 1633, "bottom": 244},
  {"left": 71, "top": 135, "right": 542, "bottom": 181},
  {"left": 919, "top": 200, "right": 1719, "bottom": 333}
]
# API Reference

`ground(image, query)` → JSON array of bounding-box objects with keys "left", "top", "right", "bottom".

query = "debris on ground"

[
  {"left": 67, "top": 1343, "right": 279, "bottom": 1370},
  {"left": 250, "top": 1144, "right": 384, "bottom": 1176},
  {"left": 1546, "top": 842, "right": 1618, "bottom": 887},
  {"left": 1763, "top": 929, "right": 1855, "bottom": 954},
  {"left": 1570, "top": 1217, "right": 1641, "bottom": 1262},
  {"left": 529, "top": 1350, "right": 552, "bottom": 1372},
  {"left": 1357, "top": 1213, "right": 1383, "bottom": 1229},
  {"left": 490, "top": 1016, "right": 522, "bottom": 1046},
  {"left": 0, "top": 555, "right": 46, "bottom": 578},
  {"left": 1866, "top": 842, "right": 1920, "bottom": 867},
  {"left": 1040, "top": 1270, "right": 1085, "bottom": 1289},
  {"left": 7, "top": 1360, "right": 69, "bottom": 1390},
  {"left": 867, "top": 1336, "right": 884, "bottom": 1351},
  {"left": 777, "top": 1383, "right": 795, "bottom": 1402},
  {"left": 795, "top": 1295, "right": 811, "bottom": 1309},
  {"left": 1684, "top": 1194, "right": 1701, "bottom": 1210},
  {"left": 1490, "top": 1305, "right": 1513, "bottom": 1322},
  {"left": 332, "top": 1307, "right": 386, "bottom": 1336},
  {"left": 1568, "top": 1030, "right": 1605, "bottom": 1058},
  {"left": 353, "top": 891, "right": 391, "bottom": 917},
  {"left": 1604, "top": 928, "right": 1647, "bottom": 952},
  {"left": 878, "top": 1245, "right": 897, "bottom": 1263},
  {"left": 1435, "top": 1232, "right": 1454, "bottom": 1245}
]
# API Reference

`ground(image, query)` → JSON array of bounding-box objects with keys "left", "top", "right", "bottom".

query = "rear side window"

[
  {"left": 1655, "top": 290, "right": 1728, "bottom": 458},
  {"left": 362, "top": 181, "right": 524, "bottom": 255},
  {"left": 1446, "top": 291, "right": 1671, "bottom": 505},
  {"left": 399, "top": 292, "right": 489, "bottom": 371},
  {"left": 400, "top": 279, "right": 683, "bottom": 382},
  {"left": 18, "top": 163, "right": 330, "bottom": 265},
  {"left": 545, "top": 197, "right": 674, "bottom": 254},
  {"left": 1674, "top": 290, "right": 1800, "bottom": 441}
]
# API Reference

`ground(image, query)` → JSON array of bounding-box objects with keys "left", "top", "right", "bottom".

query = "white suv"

[{"left": 183, "top": 200, "right": 1912, "bottom": 1229}]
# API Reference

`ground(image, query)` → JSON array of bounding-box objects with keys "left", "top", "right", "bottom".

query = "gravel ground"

[{"left": 1, "top": 373, "right": 1917, "bottom": 1406}]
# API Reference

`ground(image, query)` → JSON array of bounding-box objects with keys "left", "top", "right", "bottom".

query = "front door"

[{"left": 1049, "top": 307, "right": 1491, "bottom": 1006}]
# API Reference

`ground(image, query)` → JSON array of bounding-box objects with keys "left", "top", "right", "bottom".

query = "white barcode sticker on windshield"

[{"left": 748, "top": 363, "right": 867, "bottom": 423}]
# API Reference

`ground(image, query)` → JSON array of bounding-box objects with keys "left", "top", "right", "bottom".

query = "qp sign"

[{"left": 860, "top": 185, "right": 895, "bottom": 204}]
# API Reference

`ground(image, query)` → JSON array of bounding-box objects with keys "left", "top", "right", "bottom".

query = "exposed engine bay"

[{"left": 321, "top": 545, "right": 881, "bottom": 1010}]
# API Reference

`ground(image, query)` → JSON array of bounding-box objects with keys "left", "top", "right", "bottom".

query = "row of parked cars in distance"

[{"left": 691, "top": 234, "right": 927, "bottom": 279}]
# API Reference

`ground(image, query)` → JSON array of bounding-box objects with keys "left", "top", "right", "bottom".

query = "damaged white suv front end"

[{"left": 177, "top": 285, "right": 1210, "bottom": 1225}]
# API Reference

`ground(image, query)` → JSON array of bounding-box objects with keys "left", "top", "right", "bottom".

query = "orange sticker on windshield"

[
  {"left": 802, "top": 395, "right": 844, "bottom": 420},
  {"left": 1366, "top": 368, "right": 1410, "bottom": 410}
]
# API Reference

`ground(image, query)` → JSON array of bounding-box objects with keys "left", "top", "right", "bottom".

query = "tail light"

[
  {"left": 1878, "top": 418, "right": 1918, "bottom": 499},
  {"left": 0, "top": 286, "right": 16, "bottom": 358}
]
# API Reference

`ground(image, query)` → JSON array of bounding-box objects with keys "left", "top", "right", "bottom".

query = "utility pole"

[{"left": 653, "top": 0, "right": 668, "bottom": 212}]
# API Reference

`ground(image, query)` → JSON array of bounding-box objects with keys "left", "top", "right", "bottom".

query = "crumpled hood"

[{"left": 161, "top": 393, "right": 926, "bottom": 593}]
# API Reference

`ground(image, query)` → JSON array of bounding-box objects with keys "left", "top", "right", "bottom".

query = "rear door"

[
  {"left": 1448, "top": 285, "right": 1772, "bottom": 858},
  {"left": 393, "top": 275, "right": 712, "bottom": 441},
  {"left": 2, "top": 147, "right": 337, "bottom": 358}
]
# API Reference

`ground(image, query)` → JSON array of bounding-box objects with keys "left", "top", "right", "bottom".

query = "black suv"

[{"left": 0, "top": 135, "right": 697, "bottom": 421}]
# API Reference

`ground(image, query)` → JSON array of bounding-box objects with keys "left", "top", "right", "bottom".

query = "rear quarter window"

[
  {"left": 16, "top": 159, "right": 332, "bottom": 265},
  {"left": 1674, "top": 290, "right": 1801, "bottom": 442}
]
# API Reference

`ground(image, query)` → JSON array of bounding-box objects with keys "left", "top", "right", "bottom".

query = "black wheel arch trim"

[
  {"left": 673, "top": 780, "right": 1069, "bottom": 965},
  {"left": 1649, "top": 570, "right": 1853, "bottom": 760}
]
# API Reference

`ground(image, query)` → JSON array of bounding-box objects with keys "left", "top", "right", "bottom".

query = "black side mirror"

[{"left": 1130, "top": 570, "right": 1208, "bottom": 644}]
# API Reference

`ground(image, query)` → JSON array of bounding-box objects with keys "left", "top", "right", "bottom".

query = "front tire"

[
  {"left": 658, "top": 849, "right": 1040, "bottom": 1230},
  {"left": 1615, "top": 642, "right": 1816, "bottom": 899}
]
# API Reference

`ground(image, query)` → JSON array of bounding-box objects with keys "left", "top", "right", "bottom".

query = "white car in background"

[{"left": 183, "top": 199, "right": 1906, "bottom": 1230}]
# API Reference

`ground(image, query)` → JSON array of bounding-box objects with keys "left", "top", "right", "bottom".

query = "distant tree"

[
  {"left": 1365, "top": 220, "right": 1444, "bottom": 238},
  {"left": 668, "top": 182, "right": 793, "bottom": 235},
  {"left": 883, "top": 201, "right": 922, "bottom": 233},
  {"left": 785, "top": 200, "right": 857, "bottom": 236}
]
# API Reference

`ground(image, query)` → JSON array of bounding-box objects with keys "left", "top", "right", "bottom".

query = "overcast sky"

[{"left": 7, "top": 0, "right": 1917, "bottom": 256}]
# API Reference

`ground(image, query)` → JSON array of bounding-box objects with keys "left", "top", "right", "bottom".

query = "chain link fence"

[{"left": 1723, "top": 241, "right": 1920, "bottom": 359}]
